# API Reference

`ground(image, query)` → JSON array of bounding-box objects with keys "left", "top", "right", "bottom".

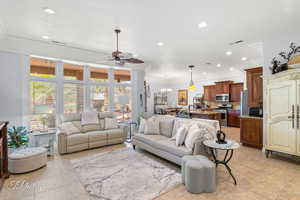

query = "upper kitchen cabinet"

[
  {"left": 203, "top": 85, "right": 216, "bottom": 101},
  {"left": 214, "top": 81, "right": 233, "bottom": 94},
  {"left": 246, "top": 67, "right": 263, "bottom": 107},
  {"left": 230, "top": 83, "right": 244, "bottom": 102}
]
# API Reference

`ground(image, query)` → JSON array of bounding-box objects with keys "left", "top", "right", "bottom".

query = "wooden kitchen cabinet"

[
  {"left": 214, "top": 81, "right": 233, "bottom": 94},
  {"left": 246, "top": 67, "right": 263, "bottom": 107},
  {"left": 228, "top": 110, "right": 241, "bottom": 127},
  {"left": 203, "top": 85, "right": 216, "bottom": 101},
  {"left": 230, "top": 83, "right": 244, "bottom": 102},
  {"left": 240, "top": 116, "right": 263, "bottom": 149}
]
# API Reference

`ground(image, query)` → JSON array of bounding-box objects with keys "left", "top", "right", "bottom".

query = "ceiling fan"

[{"left": 106, "top": 28, "right": 144, "bottom": 65}]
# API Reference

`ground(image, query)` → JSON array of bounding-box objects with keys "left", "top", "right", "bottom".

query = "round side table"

[{"left": 203, "top": 139, "right": 240, "bottom": 185}]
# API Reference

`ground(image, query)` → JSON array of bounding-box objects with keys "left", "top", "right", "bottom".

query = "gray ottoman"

[
  {"left": 8, "top": 147, "right": 47, "bottom": 174},
  {"left": 182, "top": 155, "right": 216, "bottom": 193}
]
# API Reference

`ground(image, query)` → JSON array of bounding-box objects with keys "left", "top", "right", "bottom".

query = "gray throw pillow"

[{"left": 159, "top": 118, "right": 174, "bottom": 137}]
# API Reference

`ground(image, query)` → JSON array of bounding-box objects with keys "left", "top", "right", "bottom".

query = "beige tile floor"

[{"left": 1, "top": 127, "right": 300, "bottom": 200}]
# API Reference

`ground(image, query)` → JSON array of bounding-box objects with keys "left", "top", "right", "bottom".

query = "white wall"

[{"left": 0, "top": 51, "right": 28, "bottom": 126}]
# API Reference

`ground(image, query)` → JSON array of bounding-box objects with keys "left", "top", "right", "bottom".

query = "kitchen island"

[{"left": 189, "top": 110, "right": 221, "bottom": 120}]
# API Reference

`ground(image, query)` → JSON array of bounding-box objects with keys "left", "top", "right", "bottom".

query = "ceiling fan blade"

[{"left": 124, "top": 58, "right": 144, "bottom": 64}]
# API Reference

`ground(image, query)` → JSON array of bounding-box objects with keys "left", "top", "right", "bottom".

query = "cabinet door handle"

[
  {"left": 289, "top": 104, "right": 295, "bottom": 128},
  {"left": 297, "top": 105, "right": 300, "bottom": 129}
]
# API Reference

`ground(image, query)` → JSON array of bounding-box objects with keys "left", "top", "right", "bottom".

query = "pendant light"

[{"left": 188, "top": 65, "right": 196, "bottom": 91}]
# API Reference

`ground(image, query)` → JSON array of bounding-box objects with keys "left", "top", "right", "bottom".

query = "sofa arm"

[{"left": 57, "top": 130, "right": 68, "bottom": 154}]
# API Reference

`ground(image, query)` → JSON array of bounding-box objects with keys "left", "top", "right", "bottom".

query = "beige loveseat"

[
  {"left": 57, "top": 112, "right": 127, "bottom": 154},
  {"left": 132, "top": 116, "right": 220, "bottom": 166}
]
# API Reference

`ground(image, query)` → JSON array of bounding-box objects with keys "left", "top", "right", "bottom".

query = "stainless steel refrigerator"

[{"left": 240, "top": 90, "right": 249, "bottom": 116}]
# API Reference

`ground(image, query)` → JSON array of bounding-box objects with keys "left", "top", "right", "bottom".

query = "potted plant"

[{"left": 7, "top": 126, "right": 30, "bottom": 153}]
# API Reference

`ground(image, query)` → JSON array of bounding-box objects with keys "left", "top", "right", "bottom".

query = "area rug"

[{"left": 70, "top": 148, "right": 181, "bottom": 200}]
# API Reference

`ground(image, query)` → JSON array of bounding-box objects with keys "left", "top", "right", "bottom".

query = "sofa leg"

[{"left": 133, "top": 145, "right": 136, "bottom": 150}]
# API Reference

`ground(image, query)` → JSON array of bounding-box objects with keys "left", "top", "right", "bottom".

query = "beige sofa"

[
  {"left": 57, "top": 112, "right": 128, "bottom": 154},
  {"left": 132, "top": 116, "right": 220, "bottom": 166}
]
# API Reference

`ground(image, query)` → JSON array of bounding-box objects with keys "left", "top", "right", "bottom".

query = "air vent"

[
  {"left": 51, "top": 40, "right": 66, "bottom": 46},
  {"left": 229, "top": 40, "right": 244, "bottom": 46},
  {"left": 205, "top": 62, "right": 212, "bottom": 65}
]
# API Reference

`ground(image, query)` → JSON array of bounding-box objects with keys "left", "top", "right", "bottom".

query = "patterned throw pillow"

[
  {"left": 144, "top": 117, "right": 160, "bottom": 135},
  {"left": 184, "top": 124, "right": 201, "bottom": 150}
]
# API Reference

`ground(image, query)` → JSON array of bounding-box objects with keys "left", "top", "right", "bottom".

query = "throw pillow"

[
  {"left": 138, "top": 117, "right": 146, "bottom": 133},
  {"left": 144, "top": 117, "right": 160, "bottom": 135},
  {"left": 61, "top": 122, "right": 81, "bottom": 135},
  {"left": 175, "top": 125, "right": 188, "bottom": 146},
  {"left": 159, "top": 118, "right": 174, "bottom": 137},
  {"left": 81, "top": 112, "right": 99, "bottom": 125},
  {"left": 184, "top": 124, "right": 201, "bottom": 151},
  {"left": 104, "top": 118, "right": 119, "bottom": 129},
  {"left": 197, "top": 122, "right": 217, "bottom": 137},
  {"left": 172, "top": 119, "right": 182, "bottom": 138}
]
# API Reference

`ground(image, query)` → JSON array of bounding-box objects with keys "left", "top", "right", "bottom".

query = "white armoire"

[{"left": 266, "top": 69, "right": 300, "bottom": 157}]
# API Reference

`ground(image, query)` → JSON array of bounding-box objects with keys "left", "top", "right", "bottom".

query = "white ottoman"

[{"left": 8, "top": 147, "right": 47, "bottom": 174}]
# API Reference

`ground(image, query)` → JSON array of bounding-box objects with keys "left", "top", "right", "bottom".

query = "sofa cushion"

[
  {"left": 87, "top": 130, "right": 107, "bottom": 141},
  {"left": 61, "top": 113, "right": 81, "bottom": 123},
  {"left": 176, "top": 124, "right": 188, "bottom": 146},
  {"left": 81, "top": 111, "right": 99, "bottom": 125},
  {"left": 158, "top": 117, "right": 174, "bottom": 137},
  {"left": 105, "top": 128, "right": 124, "bottom": 139},
  {"left": 67, "top": 134, "right": 89, "bottom": 146},
  {"left": 134, "top": 134, "right": 192, "bottom": 157},
  {"left": 104, "top": 118, "right": 119, "bottom": 129},
  {"left": 81, "top": 124, "right": 102, "bottom": 133},
  {"left": 61, "top": 121, "right": 81, "bottom": 135}
]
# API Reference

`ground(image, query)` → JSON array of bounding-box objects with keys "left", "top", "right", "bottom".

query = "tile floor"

[{"left": 1, "top": 127, "right": 300, "bottom": 200}]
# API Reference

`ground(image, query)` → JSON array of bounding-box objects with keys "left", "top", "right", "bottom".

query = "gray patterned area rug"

[{"left": 70, "top": 148, "right": 181, "bottom": 200}]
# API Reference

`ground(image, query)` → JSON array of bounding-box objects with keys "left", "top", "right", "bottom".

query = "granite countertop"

[
  {"left": 240, "top": 115, "right": 263, "bottom": 119},
  {"left": 189, "top": 110, "right": 220, "bottom": 115}
]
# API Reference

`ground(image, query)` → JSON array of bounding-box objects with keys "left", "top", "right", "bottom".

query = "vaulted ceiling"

[{"left": 0, "top": 0, "right": 299, "bottom": 80}]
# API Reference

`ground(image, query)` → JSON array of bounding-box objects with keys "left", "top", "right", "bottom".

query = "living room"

[{"left": 1, "top": 0, "right": 300, "bottom": 200}]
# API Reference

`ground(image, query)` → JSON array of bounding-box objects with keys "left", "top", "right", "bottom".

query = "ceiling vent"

[
  {"left": 51, "top": 40, "right": 66, "bottom": 46},
  {"left": 205, "top": 62, "right": 212, "bottom": 65},
  {"left": 229, "top": 40, "right": 244, "bottom": 46}
]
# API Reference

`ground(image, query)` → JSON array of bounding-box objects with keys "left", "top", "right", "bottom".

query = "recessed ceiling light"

[
  {"left": 217, "top": 64, "right": 221, "bottom": 67},
  {"left": 198, "top": 21, "right": 207, "bottom": 29},
  {"left": 229, "top": 67, "right": 234, "bottom": 71},
  {"left": 226, "top": 51, "right": 232, "bottom": 56},
  {"left": 157, "top": 42, "right": 164, "bottom": 46},
  {"left": 202, "top": 72, "right": 207, "bottom": 75},
  {"left": 43, "top": 8, "right": 56, "bottom": 14},
  {"left": 241, "top": 57, "right": 248, "bottom": 61},
  {"left": 133, "top": 54, "right": 138, "bottom": 57},
  {"left": 42, "top": 35, "right": 49, "bottom": 40}
]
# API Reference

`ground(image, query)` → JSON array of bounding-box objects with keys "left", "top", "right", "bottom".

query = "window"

[
  {"left": 64, "top": 63, "right": 83, "bottom": 80},
  {"left": 90, "top": 67, "right": 108, "bottom": 82},
  {"left": 30, "top": 57, "right": 56, "bottom": 78},
  {"left": 114, "top": 69, "right": 131, "bottom": 83},
  {"left": 114, "top": 86, "right": 132, "bottom": 121},
  {"left": 63, "top": 84, "right": 84, "bottom": 113},
  {"left": 90, "top": 86, "right": 109, "bottom": 112},
  {"left": 29, "top": 81, "right": 56, "bottom": 130}
]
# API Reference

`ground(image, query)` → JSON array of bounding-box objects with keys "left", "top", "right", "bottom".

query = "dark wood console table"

[{"left": 0, "top": 121, "right": 9, "bottom": 190}]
